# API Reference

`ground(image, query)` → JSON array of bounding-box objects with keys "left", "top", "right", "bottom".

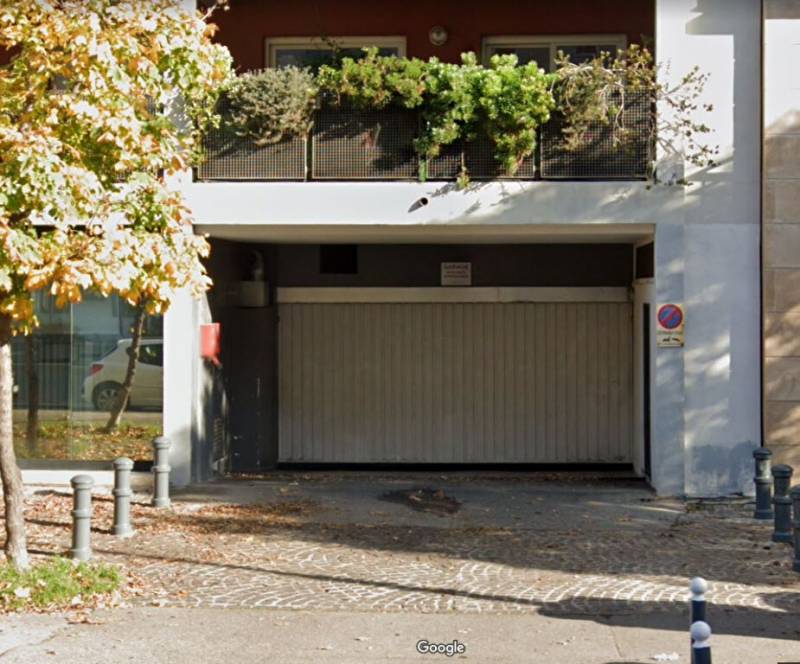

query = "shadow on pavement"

[{"left": 82, "top": 545, "right": 800, "bottom": 642}]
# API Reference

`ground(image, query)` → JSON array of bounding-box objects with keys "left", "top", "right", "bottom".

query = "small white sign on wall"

[{"left": 441, "top": 262, "right": 472, "bottom": 286}]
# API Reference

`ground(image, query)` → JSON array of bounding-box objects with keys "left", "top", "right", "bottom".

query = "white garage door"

[{"left": 278, "top": 289, "right": 633, "bottom": 464}]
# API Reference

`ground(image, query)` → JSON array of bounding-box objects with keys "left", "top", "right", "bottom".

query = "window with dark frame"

[{"left": 481, "top": 35, "right": 627, "bottom": 71}]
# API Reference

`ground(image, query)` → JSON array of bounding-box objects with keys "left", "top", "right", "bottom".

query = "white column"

[
  {"left": 163, "top": 289, "right": 197, "bottom": 487},
  {"left": 655, "top": 0, "right": 761, "bottom": 496}
]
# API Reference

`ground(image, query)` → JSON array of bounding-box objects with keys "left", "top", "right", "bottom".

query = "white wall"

[
  {"left": 169, "top": 0, "right": 762, "bottom": 496},
  {"left": 657, "top": 0, "right": 761, "bottom": 496}
]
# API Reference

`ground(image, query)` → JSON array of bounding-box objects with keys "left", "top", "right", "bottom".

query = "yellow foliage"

[{"left": 0, "top": 0, "right": 233, "bottom": 332}]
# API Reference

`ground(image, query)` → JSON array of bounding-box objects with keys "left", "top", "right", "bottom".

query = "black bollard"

[
  {"left": 689, "top": 577, "right": 707, "bottom": 658},
  {"left": 753, "top": 448, "right": 773, "bottom": 520},
  {"left": 689, "top": 577, "right": 707, "bottom": 624},
  {"left": 792, "top": 485, "right": 800, "bottom": 573},
  {"left": 772, "top": 465, "right": 793, "bottom": 543},
  {"left": 691, "top": 621, "right": 712, "bottom": 664}
]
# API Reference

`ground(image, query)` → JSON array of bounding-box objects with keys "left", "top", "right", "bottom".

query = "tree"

[
  {"left": 25, "top": 334, "right": 38, "bottom": 449},
  {"left": 0, "top": 0, "right": 233, "bottom": 570},
  {"left": 104, "top": 301, "right": 146, "bottom": 432}
]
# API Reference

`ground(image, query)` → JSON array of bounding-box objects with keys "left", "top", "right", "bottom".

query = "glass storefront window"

[{"left": 12, "top": 292, "right": 162, "bottom": 462}]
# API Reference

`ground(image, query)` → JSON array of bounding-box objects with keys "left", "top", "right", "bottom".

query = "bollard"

[
  {"left": 689, "top": 577, "right": 707, "bottom": 658},
  {"left": 753, "top": 448, "right": 773, "bottom": 520},
  {"left": 792, "top": 485, "right": 800, "bottom": 573},
  {"left": 112, "top": 457, "right": 135, "bottom": 537},
  {"left": 772, "top": 465, "right": 794, "bottom": 543},
  {"left": 691, "top": 621, "right": 712, "bottom": 664},
  {"left": 689, "top": 577, "right": 707, "bottom": 624},
  {"left": 69, "top": 474, "right": 94, "bottom": 561},
  {"left": 151, "top": 436, "right": 171, "bottom": 508}
]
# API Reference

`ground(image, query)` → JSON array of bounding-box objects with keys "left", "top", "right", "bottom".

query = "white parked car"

[{"left": 83, "top": 339, "right": 163, "bottom": 411}]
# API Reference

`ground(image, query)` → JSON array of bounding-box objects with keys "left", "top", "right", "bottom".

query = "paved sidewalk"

[
  {"left": 1, "top": 607, "right": 799, "bottom": 663},
  {"left": 18, "top": 473, "right": 800, "bottom": 618}
]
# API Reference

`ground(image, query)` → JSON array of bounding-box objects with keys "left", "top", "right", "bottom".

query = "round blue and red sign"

[{"left": 657, "top": 304, "right": 683, "bottom": 330}]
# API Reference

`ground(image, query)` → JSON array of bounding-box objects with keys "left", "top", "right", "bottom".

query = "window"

[
  {"left": 482, "top": 34, "right": 627, "bottom": 71},
  {"left": 139, "top": 343, "right": 163, "bottom": 367},
  {"left": 265, "top": 36, "right": 406, "bottom": 70},
  {"left": 320, "top": 245, "right": 358, "bottom": 275}
]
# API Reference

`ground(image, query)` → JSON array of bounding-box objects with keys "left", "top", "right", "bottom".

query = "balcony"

[{"left": 195, "top": 95, "right": 652, "bottom": 184}]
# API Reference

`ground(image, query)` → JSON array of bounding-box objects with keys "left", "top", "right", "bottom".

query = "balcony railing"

[{"left": 195, "top": 94, "right": 652, "bottom": 183}]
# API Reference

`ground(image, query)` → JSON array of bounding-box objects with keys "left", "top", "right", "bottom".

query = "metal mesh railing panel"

[
  {"left": 540, "top": 90, "right": 651, "bottom": 179},
  {"left": 425, "top": 138, "right": 536, "bottom": 180},
  {"left": 197, "top": 123, "right": 306, "bottom": 181},
  {"left": 424, "top": 141, "right": 464, "bottom": 180},
  {"left": 465, "top": 136, "right": 536, "bottom": 180},
  {"left": 312, "top": 105, "right": 418, "bottom": 180}
]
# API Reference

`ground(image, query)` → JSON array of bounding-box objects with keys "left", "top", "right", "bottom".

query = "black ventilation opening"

[
  {"left": 635, "top": 242, "right": 654, "bottom": 280},
  {"left": 320, "top": 245, "right": 358, "bottom": 274}
]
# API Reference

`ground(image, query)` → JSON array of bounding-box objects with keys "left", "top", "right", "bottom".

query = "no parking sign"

[{"left": 656, "top": 303, "right": 684, "bottom": 347}]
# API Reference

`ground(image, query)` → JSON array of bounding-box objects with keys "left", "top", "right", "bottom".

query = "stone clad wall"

[{"left": 763, "top": 1, "right": 800, "bottom": 469}]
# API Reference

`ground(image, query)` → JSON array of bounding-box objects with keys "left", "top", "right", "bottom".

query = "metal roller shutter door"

[{"left": 278, "top": 301, "right": 633, "bottom": 463}]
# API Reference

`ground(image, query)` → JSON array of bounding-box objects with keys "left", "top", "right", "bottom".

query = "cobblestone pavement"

[{"left": 18, "top": 475, "right": 800, "bottom": 617}]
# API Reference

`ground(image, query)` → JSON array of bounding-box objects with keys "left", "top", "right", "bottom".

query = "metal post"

[
  {"left": 112, "top": 457, "right": 135, "bottom": 537},
  {"left": 151, "top": 436, "right": 171, "bottom": 508},
  {"left": 772, "top": 465, "right": 793, "bottom": 543},
  {"left": 689, "top": 577, "right": 707, "bottom": 659},
  {"left": 690, "top": 577, "right": 707, "bottom": 623},
  {"left": 691, "top": 621, "right": 712, "bottom": 664},
  {"left": 69, "top": 474, "right": 94, "bottom": 561},
  {"left": 792, "top": 485, "right": 800, "bottom": 573},
  {"left": 753, "top": 448, "right": 773, "bottom": 520}
]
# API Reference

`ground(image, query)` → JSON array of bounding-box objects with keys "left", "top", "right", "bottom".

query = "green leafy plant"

[
  {"left": 552, "top": 45, "right": 718, "bottom": 180},
  {"left": 317, "top": 49, "right": 426, "bottom": 109},
  {"left": 0, "top": 557, "right": 121, "bottom": 611},
  {"left": 224, "top": 67, "right": 317, "bottom": 145},
  {"left": 318, "top": 50, "right": 555, "bottom": 181},
  {"left": 214, "top": 46, "right": 715, "bottom": 185},
  {"left": 470, "top": 54, "right": 555, "bottom": 174}
]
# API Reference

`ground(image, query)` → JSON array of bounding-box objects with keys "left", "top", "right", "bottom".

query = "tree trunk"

[
  {"left": 105, "top": 304, "right": 146, "bottom": 432},
  {"left": 25, "top": 335, "right": 38, "bottom": 449},
  {"left": 0, "top": 314, "right": 30, "bottom": 570}
]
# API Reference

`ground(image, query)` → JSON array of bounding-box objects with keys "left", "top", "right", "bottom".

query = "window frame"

[
  {"left": 481, "top": 34, "right": 628, "bottom": 71},
  {"left": 264, "top": 36, "right": 407, "bottom": 68}
]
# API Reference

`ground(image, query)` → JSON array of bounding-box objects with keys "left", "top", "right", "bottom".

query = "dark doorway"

[
  {"left": 642, "top": 303, "right": 652, "bottom": 479},
  {"left": 224, "top": 307, "right": 277, "bottom": 471}
]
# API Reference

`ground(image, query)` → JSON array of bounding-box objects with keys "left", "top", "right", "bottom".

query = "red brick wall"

[{"left": 212, "top": 0, "right": 654, "bottom": 71}]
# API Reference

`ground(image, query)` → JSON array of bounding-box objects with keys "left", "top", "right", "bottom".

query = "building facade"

[
  {"left": 7, "top": 0, "right": 798, "bottom": 495},
  {"left": 161, "top": 0, "right": 764, "bottom": 496}
]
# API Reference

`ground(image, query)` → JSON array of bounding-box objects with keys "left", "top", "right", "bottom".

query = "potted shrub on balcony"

[
  {"left": 419, "top": 54, "right": 550, "bottom": 182},
  {"left": 314, "top": 54, "right": 423, "bottom": 179},
  {"left": 542, "top": 45, "right": 715, "bottom": 181},
  {"left": 197, "top": 67, "right": 315, "bottom": 181}
]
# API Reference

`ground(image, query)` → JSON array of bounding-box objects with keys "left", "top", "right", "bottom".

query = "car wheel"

[{"left": 92, "top": 382, "right": 122, "bottom": 411}]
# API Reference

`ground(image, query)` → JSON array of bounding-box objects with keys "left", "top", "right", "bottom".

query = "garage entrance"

[
  {"left": 204, "top": 235, "right": 648, "bottom": 473},
  {"left": 278, "top": 289, "right": 633, "bottom": 464}
]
